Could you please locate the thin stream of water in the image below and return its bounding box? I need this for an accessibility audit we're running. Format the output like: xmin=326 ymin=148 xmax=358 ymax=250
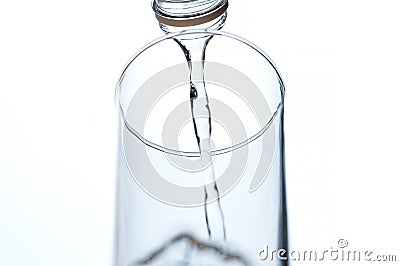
xmin=132 ymin=35 xmax=251 ymax=265
xmin=175 ymin=36 xmax=227 ymax=242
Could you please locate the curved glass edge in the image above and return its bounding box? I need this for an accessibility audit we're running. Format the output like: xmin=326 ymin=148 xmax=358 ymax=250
xmin=115 ymin=29 xmax=286 ymax=157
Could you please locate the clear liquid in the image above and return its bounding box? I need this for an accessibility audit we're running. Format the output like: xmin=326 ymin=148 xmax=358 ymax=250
xmin=136 ymin=233 xmax=248 ymax=266
xmin=135 ymin=36 xmax=248 ymax=265
xmin=176 ymin=37 xmax=227 ymax=242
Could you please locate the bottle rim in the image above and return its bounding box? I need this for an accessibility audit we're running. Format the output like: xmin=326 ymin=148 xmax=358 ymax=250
xmin=152 ymin=0 xmax=229 ymax=27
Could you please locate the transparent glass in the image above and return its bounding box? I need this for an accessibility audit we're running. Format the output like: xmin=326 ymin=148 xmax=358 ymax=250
xmin=115 ymin=30 xmax=288 ymax=266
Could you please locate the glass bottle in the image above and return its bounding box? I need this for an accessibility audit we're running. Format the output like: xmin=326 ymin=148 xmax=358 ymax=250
xmin=114 ymin=0 xmax=288 ymax=265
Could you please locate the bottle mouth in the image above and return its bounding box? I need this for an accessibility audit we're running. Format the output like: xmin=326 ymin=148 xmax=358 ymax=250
xmin=152 ymin=0 xmax=228 ymax=27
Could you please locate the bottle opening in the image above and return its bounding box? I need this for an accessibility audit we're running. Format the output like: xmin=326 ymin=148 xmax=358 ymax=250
xmin=152 ymin=0 xmax=228 ymax=28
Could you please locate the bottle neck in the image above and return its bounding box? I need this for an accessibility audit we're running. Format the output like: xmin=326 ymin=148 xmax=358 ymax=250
xmin=152 ymin=0 xmax=228 ymax=33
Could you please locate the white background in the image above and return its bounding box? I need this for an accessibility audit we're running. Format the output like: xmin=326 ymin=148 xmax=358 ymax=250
xmin=0 ymin=0 xmax=399 ymax=265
